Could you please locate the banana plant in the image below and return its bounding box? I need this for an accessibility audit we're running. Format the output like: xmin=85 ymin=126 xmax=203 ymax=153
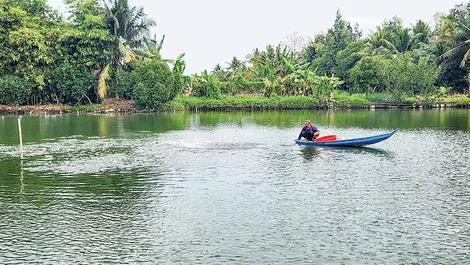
xmin=191 ymin=70 xmax=221 ymax=98
xmin=309 ymin=74 xmax=344 ymax=104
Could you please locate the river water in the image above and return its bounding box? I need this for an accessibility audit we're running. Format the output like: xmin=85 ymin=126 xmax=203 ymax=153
xmin=0 ymin=110 xmax=469 ymax=264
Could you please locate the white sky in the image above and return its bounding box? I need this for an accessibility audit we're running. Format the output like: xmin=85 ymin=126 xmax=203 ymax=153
xmin=47 ymin=0 xmax=465 ymax=74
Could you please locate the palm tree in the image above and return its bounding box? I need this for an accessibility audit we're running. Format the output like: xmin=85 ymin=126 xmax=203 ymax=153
xmin=211 ymin=63 xmax=228 ymax=81
xmin=436 ymin=11 xmax=470 ymax=95
xmin=98 ymin=0 xmax=156 ymax=99
xmin=364 ymin=28 xmax=398 ymax=56
xmin=413 ymin=20 xmax=431 ymax=44
xmin=143 ymin=34 xmax=165 ymax=59
xmin=246 ymin=48 xmax=261 ymax=64
xmin=227 ymin=56 xmax=243 ymax=70
xmin=393 ymin=27 xmax=418 ymax=53
xmin=438 ymin=14 xmax=470 ymax=69
xmin=226 ymin=56 xmax=245 ymax=78
xmin=212 ymin=64 xmax=223 ymax=72
xmin=245 ymin=48 xmax=261 ymax=78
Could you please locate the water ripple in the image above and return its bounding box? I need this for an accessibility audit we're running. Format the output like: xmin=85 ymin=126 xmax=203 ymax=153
xmin=0 ymin=123 xmax=469 ymax=264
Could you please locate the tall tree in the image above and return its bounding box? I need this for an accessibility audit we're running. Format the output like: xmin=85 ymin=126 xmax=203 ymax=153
xmin=280 ymin=31 xmax=308 ymax=54
xmin=0 ymin=0 xmax=62 ymax=103
xmin=437 ymin=3 xmax=470 ymax=93
xmin=393 ymin=27 xmax=416 ymax=53
xmin=330 ymin=9 xmax=357 ymax=50
xmin=62 ymin=0 xmax=114 ymax=69
xmin=413 ymin=20 xmax=431 ymax=44
xmin=99 ymin=0 xmax=156 ymax=99
xmin=226 ymin=56 xmax=245 ymax=78
xmin=308 ymin=9 xmax=358 ymax=81
xmin=364 ymin=28 xmax=398 ymax=56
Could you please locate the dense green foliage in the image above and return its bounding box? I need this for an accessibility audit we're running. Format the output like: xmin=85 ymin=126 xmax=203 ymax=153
xmin=349 ymin=56 xmax=382 ymax=95
xmin=379 ymin=54 xmax=439 ymax=102
xmin=49 ymin=63 xmax=95 ymax=104
xmin=349 ymin=54 xmax=439 ymax=101
xmin=1 ymin=0 xmax=470 ymax=108
xmin=119 ymin=60 xmax=176 ymax=109
xmin=0 ymin=74 xmax=32 ymax=105
xmin=0 ymin=0 xmax=183 ymax=107
xmin=166 ymin=93 xmax=371 ymax=111
xmin=187 ymin=3 xmax=470 ymax=104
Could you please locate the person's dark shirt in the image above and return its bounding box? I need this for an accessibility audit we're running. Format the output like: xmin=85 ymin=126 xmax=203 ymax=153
xmin=298 ymin=125 xmax=319 ymax=140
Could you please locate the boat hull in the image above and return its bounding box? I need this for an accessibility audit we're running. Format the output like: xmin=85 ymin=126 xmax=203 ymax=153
xmin=295 ymin=129 xmax=398 ymax=147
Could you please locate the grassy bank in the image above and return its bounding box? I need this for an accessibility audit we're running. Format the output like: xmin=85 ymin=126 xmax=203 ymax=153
xmin=165 ymin=93 xmax=470 ymax=111
xmin=0 ymin=99 xmax=137 ymax=115
xmin=166 ymin=94 xmax=370 ymax=111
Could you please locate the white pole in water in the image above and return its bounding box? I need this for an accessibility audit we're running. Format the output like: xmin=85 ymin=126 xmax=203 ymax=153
xmin=18 ymin=116 xmax=23 ymax=159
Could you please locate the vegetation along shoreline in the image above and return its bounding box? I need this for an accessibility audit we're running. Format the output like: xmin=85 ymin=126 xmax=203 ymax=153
xmin=2 ymin=1 xmax=470 ymax=114
xmin=1 ymin=96 xmax=469 ymax=116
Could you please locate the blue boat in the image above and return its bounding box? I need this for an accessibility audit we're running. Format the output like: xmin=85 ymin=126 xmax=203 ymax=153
xmin=295 ymin=129 xmax=398 ymax=147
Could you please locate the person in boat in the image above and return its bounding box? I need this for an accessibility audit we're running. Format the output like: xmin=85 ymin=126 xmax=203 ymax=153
xmin=297 ymin=120 xmax=320 ymax=141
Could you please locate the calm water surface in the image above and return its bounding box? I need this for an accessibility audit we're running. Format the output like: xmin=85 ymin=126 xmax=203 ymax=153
xmin=0 ymin=110 xmax=469 ymax=264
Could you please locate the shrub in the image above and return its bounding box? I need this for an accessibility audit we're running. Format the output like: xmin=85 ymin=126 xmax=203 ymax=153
xmin=333 ymin=91 xmax=369 ymax=106
xmin=220 ymin=81 xmax=236 ymax=95
xmin=444 ymin=95 xmax=470 ymax=105
xmin=49 ymin=63 xmax=95 ymax=104
xmin=379 ymin=54 xmax=439 ymax=102
xmin=349 ymin=56 xmax=383 ymax=95
xmin=172 ymin=72 xmax=186 ymax=99
xmin=117 ymin=60 xmax=179 ymax=109
xmin=0 ymin=74 xmax=32 ymax=105
xmin=350 ymin=54 xmax=439 ymax=102
xmin=167 ymin=95 xmax=325 ymax=110
xmin=115 ymin=66 xmax=135 ymax=99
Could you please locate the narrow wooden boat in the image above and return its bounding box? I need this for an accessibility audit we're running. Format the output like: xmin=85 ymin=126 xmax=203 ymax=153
xmin=295 ymin=129 xmax=398 ymax=147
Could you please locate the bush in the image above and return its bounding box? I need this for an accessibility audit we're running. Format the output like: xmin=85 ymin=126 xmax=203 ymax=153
xmin=115 ymin=66 xmax=136 ymax=99
xmin=333 ymin=91 xmax=369 ymax=106
xmin=220 ymin=81 xmax=235 ymax=95
xmin=190 ymin=74 xmax=221 ymax=98
xmin=49 ymin=63 xmax=95 ymax=104
xmin=379 ymin=54 xmax=439 ymax=102
xmin=117 ymin=60 xmax=179 ymax=109
xmin=0 ymin=74 xmax=32 ymax=105
xmin=349 ymin=56 xmax=383 ymax=94
xmin=350 ymin=54 xmax=439 ymax=102
xmin=444 ymin=95 xmax=470 ymax=105
xmin=172 ymin=72 xmax=186 ymax=99
xmin=245 ymin=81 xmax=265 ymax=94
xmin=167 ymin=95 xmax=325 ymax=110
xmin=164 ymin=96 xmax=185 ymax=111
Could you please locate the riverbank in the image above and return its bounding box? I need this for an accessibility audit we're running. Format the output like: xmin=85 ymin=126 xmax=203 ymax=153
xmin=1 ymin=96 xmax=469 ymax=115
xmin=167 ymin=95 xmax=470 ymax=111
xmin=0 ymin=99 xmax=138 ymax=115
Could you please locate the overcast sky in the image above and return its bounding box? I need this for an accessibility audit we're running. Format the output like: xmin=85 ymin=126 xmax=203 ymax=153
xmin=47 ymin=0 xmax=465 ymax=74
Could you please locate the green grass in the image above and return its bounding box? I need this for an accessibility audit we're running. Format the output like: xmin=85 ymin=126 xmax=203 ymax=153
xmin=69 ymin=104 xmax=102 ymax=112
xmin=332 ymin=91 xmax=369 ymax=107
xmin=165 ymin=92 xmax=470 ymax=112
xmin=441 ymin=95 xmax=470 ymax=105
xmin=166 ymin=94 xmax=372 ymax=111
xmin=166 ymin=95 xmax=324 ymax=110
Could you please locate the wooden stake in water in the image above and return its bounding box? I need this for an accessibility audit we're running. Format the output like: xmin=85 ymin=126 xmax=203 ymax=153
xmin=18 ymin=117 xmax=23 ymax=159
